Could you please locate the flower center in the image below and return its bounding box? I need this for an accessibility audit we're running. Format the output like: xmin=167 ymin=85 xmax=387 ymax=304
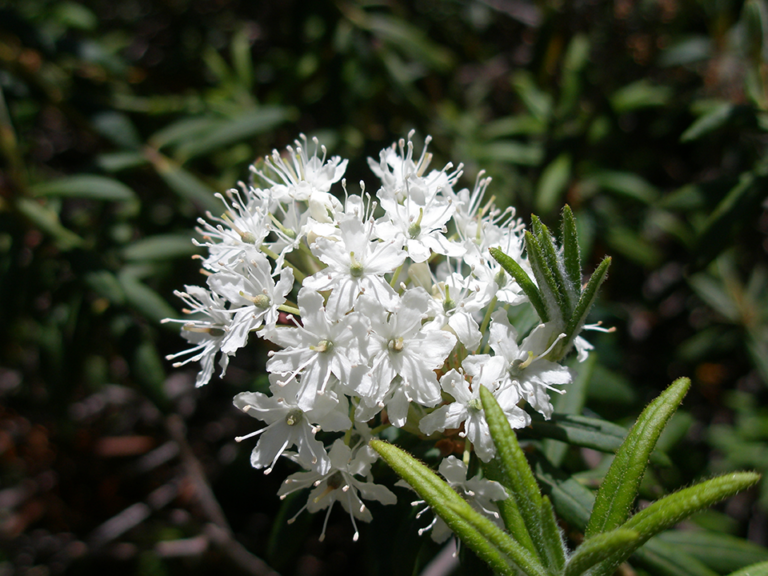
xmin=408 ymin=208 xmax=424 ymax=239
xmin=312 ymin=339 xmax=334 ymax=353
xmin=285 ymin=410 xmax=303 ymax=426
xmin=349 ymin=252 xmax=364 ymax=278
xmin=468 ymin=398 xmax=483 ymax=411
xmin=387 ymin=337 xmax=405 ymax=353
xmin=327 ymin=471 xmax=344 ymax=490
xmin=239 ymin=231 xmax=257 ymax=244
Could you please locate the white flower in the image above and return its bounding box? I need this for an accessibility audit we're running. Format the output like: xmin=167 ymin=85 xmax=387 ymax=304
xmin=266 ymin=288 xmax=370 ymax=411
xmin=195 ymin=187 xmax=271 ymax=271
xmin=163 ymin=286 xmax=232 ymax=387
xmin=207 ymin=256 xmax=294 ymax=354
xmin=304 ymin=215 xmax=406 ymax=316
xmin=233 ymin=376 xmax=351 ymax=475
xmin=277 ymin=439 xmax=397 ymax=542
xmin=485 ymin=312 xmax=572 ymax=418
xmin=355 ymin=290 xmax=457 ymax=426
xmin=410 ymin=456 xmax=507 ymax=542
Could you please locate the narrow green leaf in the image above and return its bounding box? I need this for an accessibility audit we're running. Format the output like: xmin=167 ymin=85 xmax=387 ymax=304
xmin=596 ymin=473 xmax=761 ymax=576
xmin=149 ymin=117 xmax=222 ymax=150
xmin=565 ymin=256 xmax=611 ymax=343
xmin=97 ymin=152 xmax=148 ymax=173
xmin=442 ymin=500 xmax=550 ymax=576
xmin=543 ymin=353 xmax=594 ymax=467
xmin=584 ymin=171 xmax=659 ymax=204
xmin=175 ymin=107 xmax=290 ymax=161
xmin=521 ymin=414 xmax=671 ymax=467
xmin=370 ymin=440 xmax=540 ymax=576
xmin=478 ymin=141 xmax=545 ymax=166
xmin=610 ymin=81 xmax=672 ymax=113
xmin=532 ymin=454 xmax=722 ymax=576
xmin=15 ymin=198 xmax=84 ymax=250
xmin=656 ymin=530 xmax=768 ymax=573
xmin=30 ymin=175 xmax=137 ymax=202
xmin=122 ymin=234 xmax=199 ymax=261
xmin=490 ymin=247 xmax=548 ymax=322
xmin=482 ymin=460 xmax=538 ymax=557
xmin=632 ymin=538 xmax=719 ymax=576
xmin=586 ymin=377 xmax=690 ymax=538
xmin=118 ymin=272 xmax=178 ymax=325
xmin=539 ymin=496 xmax=566 ymax=572
xmin=525 ymin=231 xmax=566 ymax=325
xmin=564 ymin=529 xmax=639 ymax=576
xmin=480 ymin=387 xmax=552 ymax=568
xmin=727 ymin=560 xmax=768 ymax=576
xmin=561 ymin=205 xmax=582 ymax=298
xmin=681 ymin=103 xmax=735 ymax=142
xmin=531 ymin=216 xmax=573 ymax=317
xmin=149 ymin=152 xmax=221 ymax=214
xmin=535 ymin=153 xmax=571 ymax=215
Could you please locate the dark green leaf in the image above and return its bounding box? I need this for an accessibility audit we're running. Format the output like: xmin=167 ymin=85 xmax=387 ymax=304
xmin=611 ymin=81 xmax=672 ymax=113
xmin=564 ymin=529 xmax=639 ymax=576
xmin=490 ymin=247 xmax=549 ymax=322
xmin=727 ymin=560 xmax=768 ymax=576
xmin=586 ymin=377 xmax=690 ymax=538
xmin=681 ymin=103 xmax=735 ymax=142
xmin=656 ymin=530 xmax=768 ymax=573
xmin=565 ymin=256 xmax=611 ymax=342
xmin=535 ymin=153 xmax=571 ymax=215
xmin=30 ymin=175 xmax=137 ymax=202
xmin=15 ymin=198 xmax=84 ymax=250
xmin=122 ymin=234 xmax=199 ymax=261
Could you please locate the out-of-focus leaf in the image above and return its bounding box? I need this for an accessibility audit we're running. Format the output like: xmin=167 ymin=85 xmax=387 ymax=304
xmin=97 ymin=152 xmax=149 ymax=173
xmin=658 ymin=184 xmax=708 ymax=210
xmin=175 ymin=107 xmax=292 ymax=161
xmin=688 ymin=272 xmax=741 ymax=322
xmin=84 ymin=270 xmax=126 ymax=305
xmin=535 ymin=153 xmax=571 ymax=214
xmin=658 ymin=36 xmax=713 ymax=67
xmin=656 ymin=530 xmax=768 ymax=573
xmin=231 ymin=27 xmax=254 ymax=90
xmin=681 ymin=103 xmax=735 ymax=142
xmin=587 ymin=364 xmax=637 ymax=404
xmin=521 ymin=413 xmax=672 ymax=467
xmin=30 ymin=175 xmax=137 ymax=202
xmin=727 ymin=560 xmax=768 ymax=576
xmin=147 ymin=151 xmax=221 ymax=214
xmin=605 ymin=226 xmax=662 ymax=268
xmin=118 ymin=272 xmax=178 ymax=325
xmin=149 ymin=117 xmax=222 ymax=150
xmin=478 ymin=141 xmax=544 ymax=166
xmin=133 ymin=340 xmax=168 ymax=410
xmin=482 ymin=116 xmax=546 ymax=139
xmin=122 ymin=234 xmax=199 ymax=261
xmin=15 ymin=198 xmax=84 ymax=250
xmin=92 ymin=112 xmax=142 ymax=149
xmin=512 ymin=72 xmax=552 ymax=122
xmin=365 ymin=14 xmax=454 ymax=71
xmin=696 ymin=170 xmax=768 ymax=265
xmin=52 ymin=1 xmax=97 ymax=30
xmin=632 ymin=539 xmax=720 ymax=576
xmin=611 ymin=81 xmax=672 ymax=113
xmin=581 ymin=171 xmax=659 ymax=204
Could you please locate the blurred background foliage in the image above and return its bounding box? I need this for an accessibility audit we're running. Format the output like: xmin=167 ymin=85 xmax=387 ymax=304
xmin=0 ymin=0 xmax=767 ymax=574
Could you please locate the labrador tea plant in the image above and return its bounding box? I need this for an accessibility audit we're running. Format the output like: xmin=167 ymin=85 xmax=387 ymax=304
xmin=166 ymin=133 xmax=763 ymax=576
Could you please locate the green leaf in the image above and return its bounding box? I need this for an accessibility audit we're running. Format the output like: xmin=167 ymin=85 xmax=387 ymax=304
xmin=370 ymin=440 xmax=545 ymax=576
xmin=97 ymin=152 xmax=149 ymax=173
xmin=118 ymin=272 xmax=178 ymax=325
xmin=544 ymin=353 xmax=595 ymax=467
xmin=611 ymin=81 xmax=672 ymax=113
xmin=149 ymin=117 xmax=223 ymax=150
xmin=30 ymin=175 xmax=137 ymax=202
xmin=656 ymin=530 xmax=768 ymax=573
xmin=512 ymin=72 xmax=552 ymax=123
xmin=535 ymin=153 xmax=571 ymax=215
xmin=530 ymin=217 xmax=572 ymax=319
xmin=365 ymin=14 xmax=455 ymax=71
xmin=681 ymin=103 xmax=735 ymax=142
xmin=688 ymin=272 xmax=741 ymax=322
xmin=15 ymin=198 xmax=84 ymax=250
xmin=490 ymin=247 xmax=548 ymax=322
xmin=521 ymin=413 xmax=672 ymax=467
xmin=482 ymin=459 xmax=538 ymax=557
xmin=480 ymin=386 xmax=554 ymax=570
xmin=631 ymin=538 xmax=719 ymax=576
xmin=175 ymin=107 xmax=291 ymax=161
xmin=122 ymin=234 xmax=199 ymax=261
xmin=564 ymin=529 xmax=639 ymax=576
xmin=596 ymin=473 xmax=761 ymax=575
xmin=525 ymin=230 xmax=567 ymax=326
xmin=149 ymin=152 xmax=222 ymax=214
xmin=561 ymin=205 xmax=582 ymax=298
xmin=539 ymin=496 xmax=566 ymax=572
xmin=92 ymin=111 xmax=142 ymax=150
xmin=727 ymin=560 xmax=768 ymax=576
xmin=586 ymin=377 xmax=690 ymax=538
xmin=564 ymin=256 xmax=611 ymax=343
xmin=479 ymin=141 xmax=545 ymax=166
xmin=583 ymin=171 xmax=659 ymax=204
xmin=657 ymin=36 xmax=712 ymax=66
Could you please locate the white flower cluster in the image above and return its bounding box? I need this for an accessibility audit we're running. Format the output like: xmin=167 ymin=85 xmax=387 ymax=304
xmin=165 ymin=132 xmax=586 ymax=541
